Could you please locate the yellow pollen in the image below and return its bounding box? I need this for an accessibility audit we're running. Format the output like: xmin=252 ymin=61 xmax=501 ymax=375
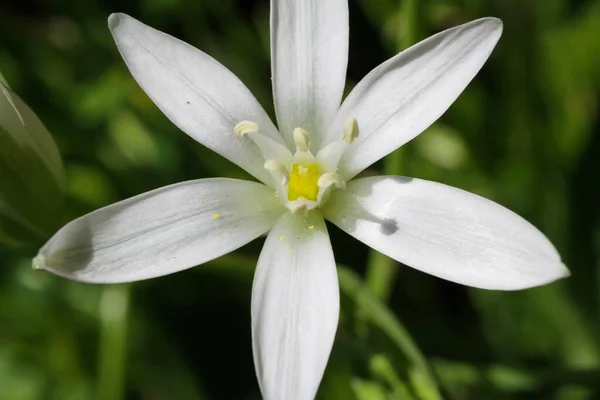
xmin=288 ymin=163 xmax=320 ymax=201
xmin=212 ymin=213 xmax=221 ymax=220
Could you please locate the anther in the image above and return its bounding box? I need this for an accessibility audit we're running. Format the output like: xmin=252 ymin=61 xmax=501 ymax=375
xmin=234 ymin=121 xmax=259 ymax=137
xmin=264 ymin=160 xmax=290 ymax=186
xmin=293 ymin=127 xmax=310 ymax=152
xmin=342 ymin=119 xmax=359 ymax=143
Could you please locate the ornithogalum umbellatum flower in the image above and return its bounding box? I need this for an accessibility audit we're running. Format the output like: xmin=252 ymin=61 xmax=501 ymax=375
xmin=35 ymin=2 xmax=569 ymax=399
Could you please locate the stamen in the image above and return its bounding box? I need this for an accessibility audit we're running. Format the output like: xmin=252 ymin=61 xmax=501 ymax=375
xmin=318 ymin=172 xmax=346 ymax=190
xmin=286 ymin=200 xmax=309 ymax=215
xmin=342 ymin=118 xmax=359 ymax=143
xmin=316 ymin=118 xmax=360 ymax=173
xmin=293 ymin=127 xmax=310 ymax=152
xmin=234 ymin=120 xmax=259 ymax=137
xmin=233 ymin=121 xmax=295 ymax=179
xmin=264 ymin=160 xmax=290 ymax=186
xmin=263 ymin=160 xmax=279 ymax=170
xmin=232 ymin=119 xmax=351 ymax=213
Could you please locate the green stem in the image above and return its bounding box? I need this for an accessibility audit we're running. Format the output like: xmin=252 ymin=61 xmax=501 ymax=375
xmin=596 ymin=228 xmax=600 ymax=350
xmin=339 ymin=266 xmax=441 ymax=399
xmin=97 ymin=284 xmax=130 ymax=400
xmin=398 ymin=0 xmax=421 ymax=51
xmin=366 ymin=0 xmax=421 ymax=303
xmin=365 ymin=251 xmax=400 ymax=305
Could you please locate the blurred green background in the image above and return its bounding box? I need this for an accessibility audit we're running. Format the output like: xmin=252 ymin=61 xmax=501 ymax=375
xmin=1 ymin=0 xmax=599 ymax=398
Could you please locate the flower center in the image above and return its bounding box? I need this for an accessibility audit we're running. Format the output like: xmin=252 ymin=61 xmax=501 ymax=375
xmin=232 ymin=119 xmax=358 ymax=214
xmin=288 ymin=163 xmax=320 ymax=201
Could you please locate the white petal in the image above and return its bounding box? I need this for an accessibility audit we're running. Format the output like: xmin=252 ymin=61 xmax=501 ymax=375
xmin=323 ymin=176 xmax=569 ymax=290
xmin=252 ymin=212 xmax=339 ymax=400
xmin=35 ymin=179 xmax=283 ymax=283
xmin=325 ymin=18 xmax=503 ymax=179
xmin=271 ymin=0 xmax=349 ymax=149
xmin=108 ymin=13 xmax=284 ymax=186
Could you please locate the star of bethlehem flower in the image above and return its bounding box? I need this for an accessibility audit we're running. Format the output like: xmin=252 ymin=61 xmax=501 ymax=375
xmin=33 ymin=1 xmax=569 ymax=399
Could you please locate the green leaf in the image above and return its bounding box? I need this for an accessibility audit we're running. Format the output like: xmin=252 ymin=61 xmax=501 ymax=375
xmin=0 ymin=71 xmax=8 ymax=88
xmin=337 ymin=266 xmax=441 ymax=400
xmin=351 ymin=379 xmax=388 ymax=400
xmin=0 ymin=82 xmax=65 ymax=245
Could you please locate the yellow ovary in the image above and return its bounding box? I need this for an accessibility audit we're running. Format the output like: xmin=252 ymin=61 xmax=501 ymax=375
xmin=288 ymin=163 xmax=320 ymax=201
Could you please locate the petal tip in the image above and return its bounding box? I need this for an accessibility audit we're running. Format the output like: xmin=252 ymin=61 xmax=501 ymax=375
xmin=481 ymin=16 xmax=504 ymax=36
xmin=32 ymin=254 xmax=46 ymax=271
xmin=558 ymin=262 xmax=571 ymax=278
xmin=512 ymin=262 xmax=571 ymax=291
xmin=108 ymin=12 xmax=129 ymax=31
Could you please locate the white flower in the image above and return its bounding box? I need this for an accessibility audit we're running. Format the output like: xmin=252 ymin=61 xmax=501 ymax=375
xmin=33 ymin=1 xmax=569 ymax=399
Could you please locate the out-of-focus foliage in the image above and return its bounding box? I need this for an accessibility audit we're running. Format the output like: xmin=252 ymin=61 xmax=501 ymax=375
xmin=0 ymin=76 xmax=65 ymax=246
xmin=0 ymin=0 xmax=599 ymax=399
